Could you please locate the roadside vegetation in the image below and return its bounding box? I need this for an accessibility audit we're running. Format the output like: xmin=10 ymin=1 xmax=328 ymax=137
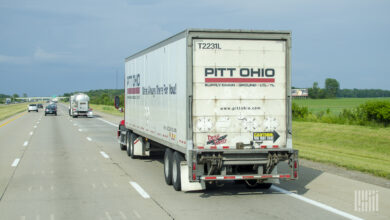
xmin=0 ymin=103 xmax=29 ymax=122
xmin=293 ymin=121 xmax=390 ymax=179
xmin=292 ymin=99 xmax=390 ymax=127
xmin=89 ymin=104 xmax=124 ymax=117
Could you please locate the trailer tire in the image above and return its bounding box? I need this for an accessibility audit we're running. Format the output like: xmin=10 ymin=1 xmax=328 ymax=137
xmin=129 ymin=133 xmax=137 ymax=159
xmin=172 ymin=151 xmax=184 ymax=191
xmin=126 ymin=133 xmax=132 ymax=157
xmin=164 ymin=148 xmax=173 ymax=185
xmin=119 ymin=126 xmax=126 ymax=151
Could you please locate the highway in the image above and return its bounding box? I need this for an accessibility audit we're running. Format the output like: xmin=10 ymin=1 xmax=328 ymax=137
xmin=0 ymin=104 xmax=389 ymax=220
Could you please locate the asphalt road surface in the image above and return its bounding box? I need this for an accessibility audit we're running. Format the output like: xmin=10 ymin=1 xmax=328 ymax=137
xmin=0 ymin=104 xmax=389 ymax=220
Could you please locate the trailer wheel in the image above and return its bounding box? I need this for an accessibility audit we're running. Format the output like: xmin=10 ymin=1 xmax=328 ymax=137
xmin=119 ymin=126 xmax=126 ymax=151
xmin=126 ymin=133 xmax=132 ymax=157
xmin=172 ymin=151 xmax=184 ymax=191
xmin=164 ymin=148 xmax=173 ymax=185
xmin=129 ymin=133 xmax=137 ymax=159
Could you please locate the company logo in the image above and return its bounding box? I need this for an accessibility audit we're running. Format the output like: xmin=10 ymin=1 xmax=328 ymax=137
xmin=207 ymin=134 xmax=227 ymax=145
xmin=127 ymin=74 xmax=140 ymax=94
xmin=204 ymin=67 xmax=275 ymax=83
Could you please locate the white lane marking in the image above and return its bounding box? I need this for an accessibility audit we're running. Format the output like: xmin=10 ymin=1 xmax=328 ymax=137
xmin=133 ymin=210 xmax=141 ymax=219
xmin=50 ymin=214 xmax=55 ymax=220
xmin=33 ymin=125 xmax=37 ymax=128
xmin=78 ymin=128 xmax=82 ymax=132
xmin=97 ymin=118 xmax=117 ymax=127
xmin=39 ymin=186 xmax=43 ymax=191
xmin=271 ymin=185 xmax=363 ymax=220
xmin=119 ymin=211 xmax=127 ymax=219
xmin=36 ymin=215 xmax=40 ymax=220
xmin=29 ymin=131 xmax=33 ymax=135
xmin=11 ymin=158 xmax=20 ymax=167
xmin=92 ymin=183 xmax=96 ymax=189
xmin=105 ymin=211 xmax=113 ymax=220
xmin=100 ymin=151 xmax=109 ymax=159
xmin=129 ymin=181 xmax=150 ymax=199
xmin=73 ymin=123 xmax=77 ymax=126
xmin=87 ymin=137 xmax=92 ymax=141
xmin=23 ymin=141 xmax=28 ymax=146
xmin=21 ymin=216 xmax=26 ymax=220
xmin=28 ymin=186 xmax=32 ymax=192
xmin=50 ymin=185 xmax=54 ymax=191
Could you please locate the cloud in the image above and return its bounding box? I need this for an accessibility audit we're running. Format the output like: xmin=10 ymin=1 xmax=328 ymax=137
xmin=33 ymin=47 xmax=69 ymax=62
xmin=0 ymin=54 xmax=30 ymax=64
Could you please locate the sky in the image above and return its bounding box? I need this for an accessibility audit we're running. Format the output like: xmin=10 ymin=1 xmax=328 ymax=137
xmin=0 ymin=0 xmax=389 ymax=96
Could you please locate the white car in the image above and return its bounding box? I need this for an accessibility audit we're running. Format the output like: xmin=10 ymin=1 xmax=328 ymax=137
xmin=28 ymin=104 xmax=38 ymax=112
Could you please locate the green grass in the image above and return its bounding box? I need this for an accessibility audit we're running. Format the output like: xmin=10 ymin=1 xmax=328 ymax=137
xmin=293 ymin=97 xmax=390 ymax=115
xmin=0 ymin=103 xmax=30 ymax=121
xmin=90 ymin=104 xmax=124 ymax=117
xmin=293 ymin=121 xmax=390 ymax=179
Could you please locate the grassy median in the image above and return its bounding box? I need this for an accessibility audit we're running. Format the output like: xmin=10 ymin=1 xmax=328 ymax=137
xmin=293 ymin=121 xmax=390 ymax=179
xmin=0 ymin=103 xmax=29 ymax=121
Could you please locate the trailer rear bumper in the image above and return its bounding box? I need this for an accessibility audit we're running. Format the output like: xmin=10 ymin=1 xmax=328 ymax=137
xmin=189 ymin=149 xmax=299 ymax=182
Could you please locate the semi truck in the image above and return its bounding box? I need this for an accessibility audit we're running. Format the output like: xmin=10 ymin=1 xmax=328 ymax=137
xmin=69 ymin=93 xmax=93 ymax=118
xmin=117 ymin=29 xmax=299 ymax=191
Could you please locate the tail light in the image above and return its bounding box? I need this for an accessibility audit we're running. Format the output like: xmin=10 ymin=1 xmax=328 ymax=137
xmin=294 ymin=171 xmax=298 ymax=178
xmin=294 ymin=161 xmax=298 ymax=169
xmin=89 ymin=108 xmax=93 ymax=111
xmin=117 ymin=130 xmax=120 ymax=137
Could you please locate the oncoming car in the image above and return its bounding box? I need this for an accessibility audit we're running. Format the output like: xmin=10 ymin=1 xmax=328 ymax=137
xmin=28 ymin=104 xmax=38 ymax=112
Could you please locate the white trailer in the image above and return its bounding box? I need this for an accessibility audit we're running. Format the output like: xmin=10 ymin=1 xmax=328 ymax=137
xmin=70 ymin=93 xmax=93 ymax=118
xmin=118 ymin=29 xmax=298 ymax=191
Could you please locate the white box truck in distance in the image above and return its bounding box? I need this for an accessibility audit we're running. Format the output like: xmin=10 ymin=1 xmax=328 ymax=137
xmin=117 ymin=29 xmax=298 ymax=191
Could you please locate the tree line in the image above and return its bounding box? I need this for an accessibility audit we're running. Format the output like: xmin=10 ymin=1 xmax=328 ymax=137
xmin=63 ymin=89 xmax=124 ymax=107
xmin=297 ymin=78 xmax=390 ymax=99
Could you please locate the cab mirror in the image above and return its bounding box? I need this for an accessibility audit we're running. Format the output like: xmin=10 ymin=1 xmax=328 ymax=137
xmin=114 ymin=96 xmax=120 ymax=109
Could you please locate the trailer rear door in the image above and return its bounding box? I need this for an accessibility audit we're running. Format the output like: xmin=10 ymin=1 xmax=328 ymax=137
xmin=192 ymin=39 xmax=287 ymax=149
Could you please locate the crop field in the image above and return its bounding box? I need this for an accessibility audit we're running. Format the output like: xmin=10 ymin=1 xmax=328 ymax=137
xmin=293 ymin=121 xmax=390 ymax=179
xmin=0 ymin=103 xmax=29 ymax=122
xmin=293 ymin=97 xmax=390 ymax=114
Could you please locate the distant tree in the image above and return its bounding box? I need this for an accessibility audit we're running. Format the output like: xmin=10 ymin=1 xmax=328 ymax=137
xmin=325 ymin=78 xmax=340 ymax=98
xmin=308 ymin=82 xmax=321 ymax=99
xmin=23 ymin=93 xmax=27 ymax=97
xmin=12 ymin=93 xmax=19 ymax=102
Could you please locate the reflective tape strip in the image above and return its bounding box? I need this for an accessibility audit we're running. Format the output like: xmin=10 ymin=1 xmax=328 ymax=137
xmin=201 ymin=174 xmax=292 ymax=180
xmin=134 ymin=139 xmax=140 ymax=145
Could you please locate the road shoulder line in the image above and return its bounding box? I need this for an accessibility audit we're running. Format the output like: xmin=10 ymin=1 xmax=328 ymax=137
xmin=271 ymin=185 xmax=363 ymax=220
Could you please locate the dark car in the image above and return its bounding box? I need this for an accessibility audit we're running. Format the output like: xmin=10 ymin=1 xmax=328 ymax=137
xmin=45 ymin=105 xmax=57 ymax=116
xmin=37 ymin=103 xmax=43 ymax=109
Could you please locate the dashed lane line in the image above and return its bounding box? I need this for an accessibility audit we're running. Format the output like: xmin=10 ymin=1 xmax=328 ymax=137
xmin=11 ymin=158 xmax=20 ymax=167
xmin=129 ymin=181 xmax=150 ymax=199
xmin=100 ymin=151 xmax=110 ymax=159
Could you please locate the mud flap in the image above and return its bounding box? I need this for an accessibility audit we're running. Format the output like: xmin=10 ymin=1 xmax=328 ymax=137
xmin=180 ymin=162 xmax=205 ymax=192
xmin=133 ymin=137 xmax=150 ymax=156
